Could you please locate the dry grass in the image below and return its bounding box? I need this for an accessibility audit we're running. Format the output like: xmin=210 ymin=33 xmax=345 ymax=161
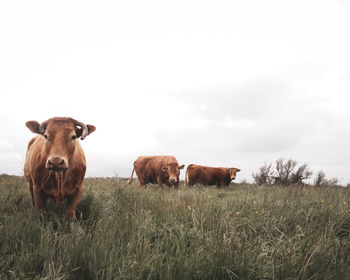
xmin=1 ymin=175 xmax=350 ymax=279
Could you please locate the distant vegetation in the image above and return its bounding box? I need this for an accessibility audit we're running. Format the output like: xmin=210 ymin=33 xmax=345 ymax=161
xmin=313 ymin=170 xmax=340 ymax=187
xmin=1 ymin=175 xmax=350 ymax=279
xmin=252 ymin=158 xmax=343 ymax=187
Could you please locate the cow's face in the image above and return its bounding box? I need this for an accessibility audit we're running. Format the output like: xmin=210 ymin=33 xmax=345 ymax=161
xmin=161 ymin=163 xmax=185 ymax=185
xmin=227 ymin=168 xmax=241 ymax=181
xmin=26 ymin=117 xmax=96 ymax=172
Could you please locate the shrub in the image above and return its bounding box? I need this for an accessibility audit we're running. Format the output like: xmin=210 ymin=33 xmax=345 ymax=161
xmin=253 ymin=158 xmax=312 ymax=186
xmin=314 ymin=170 xmax=339 ymax=187
xmin=252 ymin=163 xmax=274 ymax=185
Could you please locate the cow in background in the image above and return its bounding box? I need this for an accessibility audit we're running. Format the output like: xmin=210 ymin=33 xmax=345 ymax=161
xmin=185 ymin=164 xmax=240 ymax=187
xmin=24 ymin=117 xmax=96 ymax=219
xmin=128 ymin=156 xmax=184 ymax=188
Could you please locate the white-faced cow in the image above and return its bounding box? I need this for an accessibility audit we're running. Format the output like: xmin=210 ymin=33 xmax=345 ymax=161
xmin=24 ymin=117 xmax=96 ymax=219
xmin=127 ymin=156 xmax=184 ymax=188
xmin=185 ymin=164 xmax=240 ymax=187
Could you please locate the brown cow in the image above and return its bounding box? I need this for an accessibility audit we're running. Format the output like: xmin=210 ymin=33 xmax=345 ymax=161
xmin=24 ymin=117 xmax=96 ymax=219
xmin=127 ymin=156 xmax=184 ymax=188
xmin=185 ymin=164 xmax=240 ymax=187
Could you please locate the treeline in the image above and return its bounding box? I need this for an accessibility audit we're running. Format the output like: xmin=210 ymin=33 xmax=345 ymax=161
xmin=252 ymin=158 xmax=346 ymax=187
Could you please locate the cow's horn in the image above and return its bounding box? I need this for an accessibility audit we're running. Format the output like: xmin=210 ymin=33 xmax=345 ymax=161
xmin=39 ymin=120 xmax=48 ymax=135
xmin=72 ymin=119 xmax=88 ymax=140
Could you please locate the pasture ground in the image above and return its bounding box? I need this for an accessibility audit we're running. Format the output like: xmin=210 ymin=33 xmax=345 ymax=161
xmin=1 ymin=174 xmax=350 ymax=279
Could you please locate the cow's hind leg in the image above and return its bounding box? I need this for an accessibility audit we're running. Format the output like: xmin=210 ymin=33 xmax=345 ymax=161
xmin=138 ymin=177 xmax=145 ymax=187
xmin=186 ymin=178 xmax=194 ymax=187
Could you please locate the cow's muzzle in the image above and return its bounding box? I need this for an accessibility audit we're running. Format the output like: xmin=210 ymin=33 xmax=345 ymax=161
xmin=46 ymin=156 xmax=68 ymax=171
xmin=169 ymin=177 xmax=178 ymax=184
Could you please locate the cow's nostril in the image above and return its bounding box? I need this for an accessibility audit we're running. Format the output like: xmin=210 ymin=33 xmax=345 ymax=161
xmin=46 ymin=157 xmax=68 ymax=170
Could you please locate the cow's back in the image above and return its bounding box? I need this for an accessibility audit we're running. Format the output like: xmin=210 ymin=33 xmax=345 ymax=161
xmin=186 ymin=164 xmax=208 ymax=185
xmin=134 ymin=156 xmax=155 ymax=174
xmin=186 ymin=164 xmax=228 ymax=186
xmin=135 ymin=156 xmax=178 ymax=173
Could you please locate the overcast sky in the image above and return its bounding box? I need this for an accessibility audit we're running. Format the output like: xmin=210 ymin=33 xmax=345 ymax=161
xmin=1 ymin=0 xmax=349 ymax=184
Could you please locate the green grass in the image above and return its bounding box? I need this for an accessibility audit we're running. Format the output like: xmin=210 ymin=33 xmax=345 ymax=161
xmin=1 ymin=175 xmax=350 ymax=279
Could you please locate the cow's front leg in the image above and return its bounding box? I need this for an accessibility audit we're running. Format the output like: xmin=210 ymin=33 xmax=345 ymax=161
xmin=156 ymin=176 xmax=163 ymax=187
xmin=33 ymin=184 xmax=46 ymax=210
xmin=65 ymin=184 xmax=83 ymax=220
xmin=28 ymin=179 xmax=35 ymax=206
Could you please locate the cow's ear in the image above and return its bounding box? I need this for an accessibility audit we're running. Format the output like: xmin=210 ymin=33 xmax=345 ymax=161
xmin=87 ymin=124 xmax=96 ymax=135
xmin=76 ymin=124 xmax=96 ymax=138
xmin=179 ymin=164 xmax=185 ymax=170
xmin=235 ymin=168 xmax=241 ymax=172
xmin=26 ymin=121 xmax=40 ymax=134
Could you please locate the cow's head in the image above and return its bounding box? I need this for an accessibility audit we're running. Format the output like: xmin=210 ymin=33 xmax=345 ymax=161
xmin=227 ymin=168 xmax=241 ymax=181
xmin=26 ymin=117 xmax=96 ymax=172
xmin=161 ymin=163 xmax=185 ymax=185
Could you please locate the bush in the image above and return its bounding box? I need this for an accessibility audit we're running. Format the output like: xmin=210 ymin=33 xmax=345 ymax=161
xmin=314 ymin=170 xmax=339 ymax=187
xmin=253 ymin=158 xmax=312 ymax=186
xmin=252 ymin=163 xmax=274 ymax=185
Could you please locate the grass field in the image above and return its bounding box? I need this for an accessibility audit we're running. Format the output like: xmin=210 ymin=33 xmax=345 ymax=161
xmin=1 ymin=174 xmax=350 ymax=279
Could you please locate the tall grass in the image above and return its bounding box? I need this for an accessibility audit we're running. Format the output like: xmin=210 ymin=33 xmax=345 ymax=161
xmin=1 ymin=175 xmax=350 ymax=279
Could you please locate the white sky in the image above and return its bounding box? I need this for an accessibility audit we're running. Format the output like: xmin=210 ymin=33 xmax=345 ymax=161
xmin=1 ymin=0 xmax=349 ymax=184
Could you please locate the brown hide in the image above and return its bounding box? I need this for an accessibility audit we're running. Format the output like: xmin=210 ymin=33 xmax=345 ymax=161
xmin=24 ymin=117 xmax=96 ymax=219
xmin=128 ymin=156 xmax=184 ymax=188
xmin=185 ymin=164 xmax=240 ymax=187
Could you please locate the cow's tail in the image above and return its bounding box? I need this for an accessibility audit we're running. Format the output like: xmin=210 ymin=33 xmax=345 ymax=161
xmin=185 ymin=166 xmax=189 ymax=186
xmin=127 ymin=166 xmax=135 ymax=185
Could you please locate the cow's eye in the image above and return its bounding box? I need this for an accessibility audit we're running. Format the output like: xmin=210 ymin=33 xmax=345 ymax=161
xmin=71 ymin=135 xmax=77 ymax=140
xmin=43 ymin=134 xmax=48 ymax=140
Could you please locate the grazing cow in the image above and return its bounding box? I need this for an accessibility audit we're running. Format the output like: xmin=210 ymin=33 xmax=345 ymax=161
xmin=127 ymin=156 xmax=185 ymax=188
xmin=24 ymin=117 xmax=96 ymax=219
xmin=185 ymin=164 xmax=240 ymax=187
